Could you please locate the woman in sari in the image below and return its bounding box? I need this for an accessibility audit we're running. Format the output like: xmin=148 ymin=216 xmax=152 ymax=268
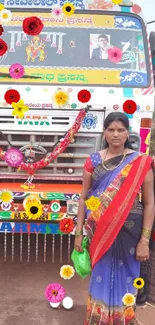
xmin=74 ymin=112 xmax=154 ymax=325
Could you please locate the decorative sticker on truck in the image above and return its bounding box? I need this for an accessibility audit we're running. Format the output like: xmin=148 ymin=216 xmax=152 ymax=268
xmin=0 ymin=11 xmax=149 ymax=87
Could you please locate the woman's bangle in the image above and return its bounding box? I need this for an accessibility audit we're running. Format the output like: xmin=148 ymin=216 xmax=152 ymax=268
xmin=141 ymin=228 xmax=152 ymax=240
xmin=75 ymin=230 xmax=83 ymax=236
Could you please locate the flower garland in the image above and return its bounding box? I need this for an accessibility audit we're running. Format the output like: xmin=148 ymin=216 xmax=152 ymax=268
xmin=0 ymin=108 xmax=88 ymax=175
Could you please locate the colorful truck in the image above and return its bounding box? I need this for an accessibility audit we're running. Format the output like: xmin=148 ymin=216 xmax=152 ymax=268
xmin=0 ymin=0 xmax=154 ymax=261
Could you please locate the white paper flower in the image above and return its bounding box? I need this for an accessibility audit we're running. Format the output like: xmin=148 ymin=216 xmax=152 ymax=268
xmin=0 ymin=9 xmax=12 ymax=23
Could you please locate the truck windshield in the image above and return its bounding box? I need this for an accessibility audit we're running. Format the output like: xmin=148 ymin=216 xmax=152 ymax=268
xmin=0 ymin=11 xmax=150 ymax=88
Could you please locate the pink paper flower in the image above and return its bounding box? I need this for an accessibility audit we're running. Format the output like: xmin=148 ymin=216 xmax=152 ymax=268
xmin=45 ymin=283 xmax=66 ymax=303
xmin=108 ymin=47 xmax=123 ymax=63
xmin=9 ymin=63 xmax=25 ymax=79
xmin=52 ymin=7 xmax=63 ymax=18
xmin=5 ymin=148 xmax=23 ymax=167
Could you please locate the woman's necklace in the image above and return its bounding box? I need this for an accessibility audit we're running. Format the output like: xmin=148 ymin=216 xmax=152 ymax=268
xmin=102 ymin=148 xmax=126 ymax=171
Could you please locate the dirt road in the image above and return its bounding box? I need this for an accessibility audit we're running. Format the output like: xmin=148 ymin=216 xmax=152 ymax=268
xmin=0 ymin=234 xmax=154 ymax=325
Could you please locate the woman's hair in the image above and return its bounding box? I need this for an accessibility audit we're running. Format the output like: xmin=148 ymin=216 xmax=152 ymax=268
xmin=103 ymin=112 xmax=133 ymax=149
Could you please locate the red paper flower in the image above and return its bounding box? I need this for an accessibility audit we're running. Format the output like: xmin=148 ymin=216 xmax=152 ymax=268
xmin=123 ymin=100 xmax=137 ymax=114
xmin=4 ymin=89 xmax=20 ymax=105
xmin=0 ymin=38 xmax=8 ymax=56
xmin=23 ymin=16 xmax=44 ymax=36
xmin=0 ymin=25 xmax=4 ymax=36
xmin=59 ymin=217 xmax=74 ymax=234
xmin=77 ymin=89 xmax=91 ymax=103
xmin=108 ymin=47 xmax=123 ymax=63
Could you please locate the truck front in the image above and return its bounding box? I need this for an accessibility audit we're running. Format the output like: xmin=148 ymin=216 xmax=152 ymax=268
xmin=0 ymin=0 xmax=154 ymax=260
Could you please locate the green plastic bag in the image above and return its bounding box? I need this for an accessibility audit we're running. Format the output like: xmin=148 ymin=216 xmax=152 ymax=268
xmin=71 ymin=236 xmax=92 ymax=279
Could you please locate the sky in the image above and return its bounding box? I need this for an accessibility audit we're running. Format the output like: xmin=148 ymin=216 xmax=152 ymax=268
xmin=135 ymin=0 xmax=155 ymax=32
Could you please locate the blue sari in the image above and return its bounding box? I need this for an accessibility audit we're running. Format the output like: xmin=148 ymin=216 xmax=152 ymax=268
xmin=84 ymin=152 xmax=151 ymax=325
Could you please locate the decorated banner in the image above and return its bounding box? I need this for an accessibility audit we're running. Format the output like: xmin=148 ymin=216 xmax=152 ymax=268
xmin=0 ymin=11 xmax=150 ymax=87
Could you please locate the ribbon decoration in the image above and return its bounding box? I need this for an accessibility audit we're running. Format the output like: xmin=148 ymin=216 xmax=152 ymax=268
xmin=1 ymin=107 xmax=88 ymax=176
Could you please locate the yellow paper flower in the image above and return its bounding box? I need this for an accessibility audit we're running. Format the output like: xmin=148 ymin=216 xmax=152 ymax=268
xmin=0 ymin=4 xmax=4 ymax=11
xmin=121 ymin=164 xmax=132 ymax=177
xmin=85 ymin=196 xmax=101 ymax=211
xmin=0 ymin=189 xmax=13 ymax=203
xmin=133 ymin=278 xmax=145 ymax=290
xmin=12 ymin=100 xmax=29 ymax=119
xmin=25 ymin=199 xmax=43 ymax=219
xmin=62 ymin=3 xmax=75 ymax=16
xmin=60 ymin=265 xmax=75 ymax=279
xmin=0 ymin=9 xmax=12 ymax=23
xmin=122 ymin=293 xmax=136 ymax=307
xmin=53 ymin=89 xmax=69 ymax=107
xmin=112 ymin=0 xmax=123 ymax=4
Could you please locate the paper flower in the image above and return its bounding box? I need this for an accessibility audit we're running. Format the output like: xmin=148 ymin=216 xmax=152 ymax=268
xmin=60 ymin=265 xmax=75 ymax=279
xmin=132 ymin=4 xmax=142 ymax=14
xmin=59 ymin=217 xmax=74 ymax=234
xmin=0 ymin=189 xmax=13 ymax=203
xmin=53 ymin=89 xmax=69 ymax=107
xmin=45 ymin=283 xmax=66 ymax=303
xmin=108 ymin=47 xmax=123 ymax=63
xmin=123 ymin=100 xmax=137 ymax=114
xmin=4 ymin=89 xmax=20 ymax=105
xmin=0 ymin=4 xmax=4 ymax=11
xmin=112 ymin=0 xmax=123 ymax=4
xmin=0 ymin=38 xmax=8 ymax=56
xmin=62 ymin=3 xmax=75 ymax=16
xmin=5 ymin=148 xmax=23 ymax=167
xmin=0 ymin=9 xmax=12 ymax=23
xmin=0 ymin=24 xmax=4 ymax=36
xmin=52 ymin=7 xmax=63 ymax=18
xmin=23 ymin=16 xmax=44 ymax=36
xmin=85 ymin=196 xmax=101 ymax=211
xmin=12 ymin=100 xmax=29 ymax=119
xmin=9 ymin=63 xmax=25 ymax=79
xmin=25 ymin=199 xmax=43 ymax=219
xmin=122 ymin=293 xmax=136 ymax=307
xmin=121 ymin=164 xmax=132 ymax=177
xmin=77 ymin=89 xmax=91 ymax=103
xmin=133 ymin=278 xmax=145 ymax=290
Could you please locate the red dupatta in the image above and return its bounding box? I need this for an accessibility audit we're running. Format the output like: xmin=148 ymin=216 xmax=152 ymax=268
xmin=90 ymin=154 xmax=152 ymax=269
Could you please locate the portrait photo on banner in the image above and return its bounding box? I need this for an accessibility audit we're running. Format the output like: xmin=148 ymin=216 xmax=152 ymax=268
xmin=90 ymin=33 xmax=112 ymax=60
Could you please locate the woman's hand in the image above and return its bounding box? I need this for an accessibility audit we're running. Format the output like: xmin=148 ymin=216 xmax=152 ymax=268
xmin=74 ymin=235 xmax=83 ymax=252
xmin=136 ymin=239 xmax=150 ymax=262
